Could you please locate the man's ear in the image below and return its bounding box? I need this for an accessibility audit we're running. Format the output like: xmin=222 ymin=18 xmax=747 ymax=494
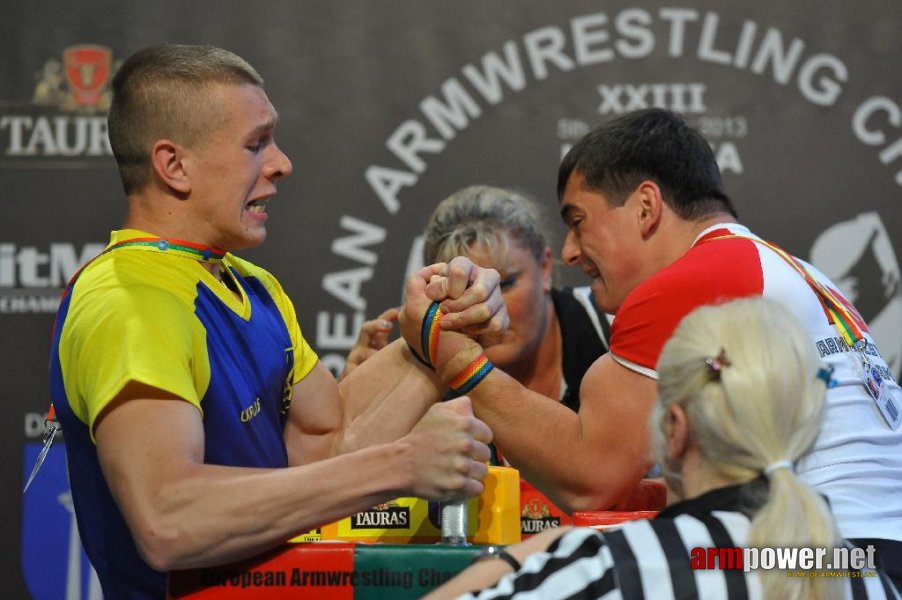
xmin=150 ymin=139 xmax=191 ymax=195
xmin=665 ymin=403 xmax=691 ymax=461
xmin=635 ymin=180 xmax=663 ymax=239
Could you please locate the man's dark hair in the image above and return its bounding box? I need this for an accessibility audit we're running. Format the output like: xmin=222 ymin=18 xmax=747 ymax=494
xmin=557 ymin=108 xmax=737 ymax=220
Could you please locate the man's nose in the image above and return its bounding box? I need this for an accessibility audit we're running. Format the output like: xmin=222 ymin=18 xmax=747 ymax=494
xmin=561 ymin=230 xmax=581 ymax=266
xmin=267 ymin=144 xmax=293 ymax=179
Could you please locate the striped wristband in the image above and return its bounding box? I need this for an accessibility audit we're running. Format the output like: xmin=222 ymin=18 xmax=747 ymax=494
xmin=419 ymin=301 xmax=442 ymax=368
xmin=407 ymin=301 xmax=442 ymax=368
xmin=448 ymin=352 xmax=494 ymax=396
xmin=406 ymin=343 xmax=432 ymax=368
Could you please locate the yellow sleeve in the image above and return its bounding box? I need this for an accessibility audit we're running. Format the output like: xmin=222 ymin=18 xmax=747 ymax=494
xmin=277 ymin=293 xmax=318 ymax=385
xmin=59 ymin=282 xmax=208 ymax=438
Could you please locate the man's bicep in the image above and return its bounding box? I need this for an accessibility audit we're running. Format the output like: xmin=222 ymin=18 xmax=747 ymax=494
xmin=94 ymin=385 xmax=205 ymax=533
xmin=283 ymin=361 xmax=343 ymax=466
xmin=578 ymin=354 xmax=658 ymax=496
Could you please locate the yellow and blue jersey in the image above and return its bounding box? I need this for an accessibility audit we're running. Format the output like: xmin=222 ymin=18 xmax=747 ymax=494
xmin=49 ymin=229 xmax=318 ymax=598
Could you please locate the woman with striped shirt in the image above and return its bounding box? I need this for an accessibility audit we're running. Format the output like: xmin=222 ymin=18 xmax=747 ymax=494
xmin=428 ymin=297 xmax=900 ymax=599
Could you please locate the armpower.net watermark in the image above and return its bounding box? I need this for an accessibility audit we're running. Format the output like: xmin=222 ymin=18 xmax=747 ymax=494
xmin=690 ymin=545 xmax=878 ymax=576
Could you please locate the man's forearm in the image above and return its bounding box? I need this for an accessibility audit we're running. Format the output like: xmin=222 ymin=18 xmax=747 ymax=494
xmin=446 ymin=360 xmax=652 ymax=513
xmin=114 ymin=441 xmax=416 ymax=572
xmin=336 ymin=339 xmax=443 ymax=453
xmin=426 ymin=333 xmax=604 ymax=510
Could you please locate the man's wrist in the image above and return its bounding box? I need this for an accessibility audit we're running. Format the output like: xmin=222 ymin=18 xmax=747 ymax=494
xmin=405 ymin=342 xmax=432 ymax=368
xmin=445 ymin=351 xmax=494 ymax=397
xmin=437 ymin=343 xmax=483 ymax=385
xmin=399 ymin=300 xmax=442 ymax=369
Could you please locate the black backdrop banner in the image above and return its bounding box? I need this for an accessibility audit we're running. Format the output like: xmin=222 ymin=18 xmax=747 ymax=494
xmin=2 ymin=2 xmax=900 ymax=598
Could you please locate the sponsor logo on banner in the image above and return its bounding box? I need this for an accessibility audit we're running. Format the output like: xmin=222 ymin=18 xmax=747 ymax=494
xmin=520 ymin=497 xmax=562 ymax=534
xmin=350 ymin=502 xmax=411 ymax=529
xmin=22 ymin=443 xmax=102 ymax=600
xmin=1 ymin=44 xmax=119 ymax=162
xmin=62 ymin=46 xmax=113 ymax=109
xmin=0 ymin=242 xmax=104 ymax=313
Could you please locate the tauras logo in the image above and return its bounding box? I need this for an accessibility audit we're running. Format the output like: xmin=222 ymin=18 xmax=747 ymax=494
xmin=1 ymin=115 xmax=112 ymax=158
xmin=521 ymin=516 xmax=561 ymax=533
xmin=350 ymin=504 xmax=410 ymax=529
xmin=521 ymin=497 xmax=562 ymax=533
xmin=1 ymin=44 xmax=117 ymax=161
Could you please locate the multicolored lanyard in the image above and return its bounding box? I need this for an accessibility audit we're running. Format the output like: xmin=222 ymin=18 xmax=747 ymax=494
xmin=23 ymin=235 xmax=226 ymax=493
xmin=704 ymin=233 xmax=866 ymax=349
xmin=706 ymin=232 xmax=902 ymax=430
xmin=105 ymin=236 xmax=226 ymax=263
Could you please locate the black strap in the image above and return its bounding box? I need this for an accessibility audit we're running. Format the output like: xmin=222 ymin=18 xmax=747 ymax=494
xmin=552 ymin=287 xmax=610 ymax=412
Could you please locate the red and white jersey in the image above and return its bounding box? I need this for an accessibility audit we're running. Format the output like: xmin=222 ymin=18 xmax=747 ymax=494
xmin=611 ymin=223 xmax=902 ymax=542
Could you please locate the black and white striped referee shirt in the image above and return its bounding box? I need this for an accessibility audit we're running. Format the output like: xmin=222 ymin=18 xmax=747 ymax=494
xmin=459 ymin=484 xmax=901 ymax=599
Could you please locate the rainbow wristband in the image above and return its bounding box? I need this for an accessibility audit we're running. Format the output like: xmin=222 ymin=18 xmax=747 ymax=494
xmin=419 ymin=301 xmax=443 ymax=368
xmin=406 ymin=343 xmax=432 ymax=368
xmin=448 ymin=353 xmax=494 ymax=396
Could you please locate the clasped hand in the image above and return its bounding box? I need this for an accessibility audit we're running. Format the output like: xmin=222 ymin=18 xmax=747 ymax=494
xmin=400 ymin=256 xmax=509 ymax=359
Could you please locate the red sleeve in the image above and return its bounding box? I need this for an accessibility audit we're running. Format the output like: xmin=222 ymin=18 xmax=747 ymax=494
xmin=610 ymin=236 xmax=765 ymax=376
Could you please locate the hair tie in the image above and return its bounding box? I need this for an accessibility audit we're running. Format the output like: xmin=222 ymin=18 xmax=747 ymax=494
xmin=763 ymin=459 xmax=794 ymax=477
xmin=705 ymin=347 xmax=731 ymax=379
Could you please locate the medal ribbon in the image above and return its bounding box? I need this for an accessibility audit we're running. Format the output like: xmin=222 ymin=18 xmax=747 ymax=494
xmin=705 ymin=233 xmax=865 ymax=347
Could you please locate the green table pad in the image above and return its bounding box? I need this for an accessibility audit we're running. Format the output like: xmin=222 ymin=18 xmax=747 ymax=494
xmin=168 ymin=541 xmax=488 ymax=599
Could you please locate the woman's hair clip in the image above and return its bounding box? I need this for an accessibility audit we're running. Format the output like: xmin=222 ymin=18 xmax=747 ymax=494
xmin=705 ymin=347 xmax=731 ymax=379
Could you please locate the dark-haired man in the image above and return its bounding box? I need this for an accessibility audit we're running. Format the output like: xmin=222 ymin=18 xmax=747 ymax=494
xmin=428 ymin=108 xmax=902 ymax=585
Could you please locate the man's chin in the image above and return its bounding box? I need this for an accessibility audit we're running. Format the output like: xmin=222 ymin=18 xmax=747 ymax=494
xmin=229 ymin=229 xmax=267 ymax=251
xmin=590 ymin=280 xmax=612 ymax=310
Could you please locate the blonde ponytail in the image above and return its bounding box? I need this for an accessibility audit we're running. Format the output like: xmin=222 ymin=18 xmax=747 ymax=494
xmin=655 ymin=298 xmax=843 ymax=600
